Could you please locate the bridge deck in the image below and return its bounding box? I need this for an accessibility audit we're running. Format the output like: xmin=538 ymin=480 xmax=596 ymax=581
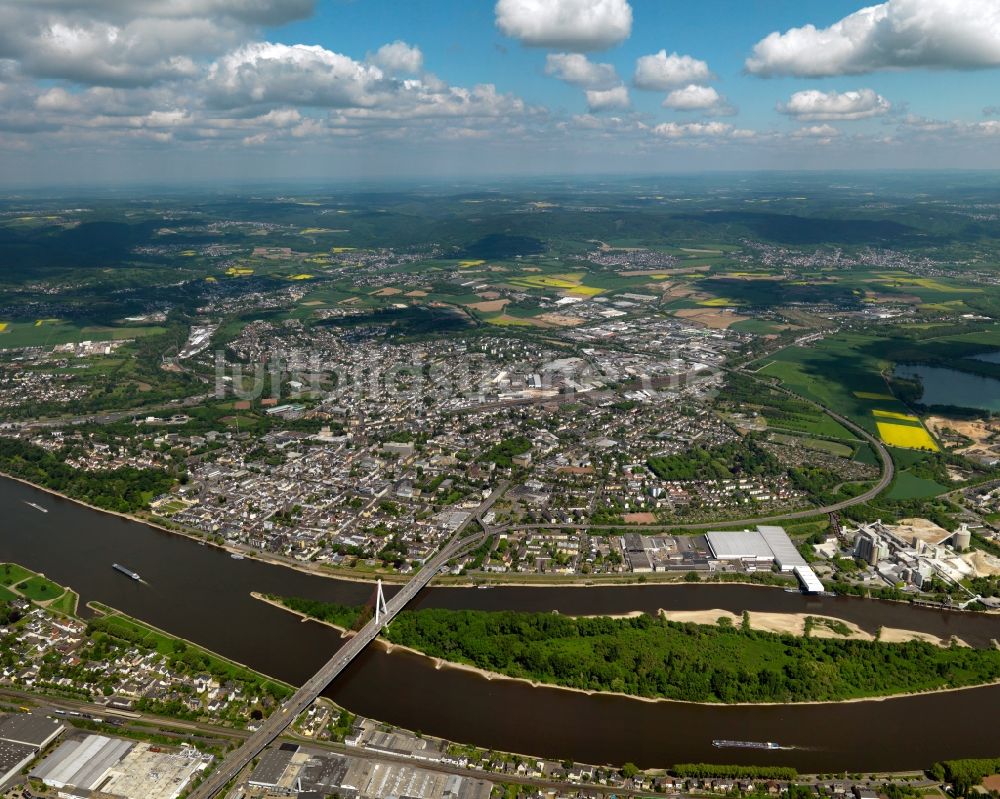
xmin=188 ymin=484 xmax=505 ymax=799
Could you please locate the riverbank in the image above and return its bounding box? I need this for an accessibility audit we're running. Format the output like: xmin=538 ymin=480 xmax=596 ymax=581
xmin=259 ymin=596 xmax=1000 ymax=707
xmin=373 ymin=635 xmax=1000 ymax=710
xmin=658 ymin=609 xmax=971 ymax=647
xmin=88 ymin=599 xmax=295 ymax=694
xmin=4 ymin=470 xmax=999 ymax=614
xmin=0 ymin=469 xmax=411 ymax=586
xmin=250 ymin=591 xmax=356 ymax=637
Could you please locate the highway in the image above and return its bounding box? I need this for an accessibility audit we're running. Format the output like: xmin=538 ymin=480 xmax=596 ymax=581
xmin=188 ymin=483 xmax=507 ymax=799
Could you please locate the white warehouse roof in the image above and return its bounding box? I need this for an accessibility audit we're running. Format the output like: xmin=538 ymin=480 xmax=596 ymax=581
xmin=31 ymin=735 xmax=132 ymax=790
xmin=706 ymin=526 xmax=823 ymax=593
xmin=705 ymin=530 xmax=774 ymax=561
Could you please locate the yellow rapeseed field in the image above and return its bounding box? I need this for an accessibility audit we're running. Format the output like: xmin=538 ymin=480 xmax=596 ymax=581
xmin=876 ymin=422 xmax=939 ymax=451
xmin=854 ymin=391 xmax=894 ymax=400
xmin=697 ymin=297 xmax=739 ymax=307
xmin=873 ymin=409 xmax=921 ymax=422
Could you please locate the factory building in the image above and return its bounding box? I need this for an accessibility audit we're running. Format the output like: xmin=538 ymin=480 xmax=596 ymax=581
xmin=854 ymin=529 xmax=891 ymax=565
xmin=705 ymin=525 xmax=824 ymax=593
xmin=0 ymin=714 xmax=64 ymax=785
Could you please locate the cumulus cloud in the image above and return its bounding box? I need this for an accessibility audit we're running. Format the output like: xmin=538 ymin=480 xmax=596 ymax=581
xmin=545 ymin=53 xmax=619 ymax=89
xmin=495 ymin=0 xmax=632 ymax=51
xmin=633 ymin=50 xmax=712 ymax=91
xmin=792 ymin=124 xmax=840 ymax=138
xmin=652 ymin=121 xmax=749 ymax=140
xmin=585 ymin=85 xmax=629 ymax=111
xmin=0 ymin=0 xmax=311 ymax=86
xmin=662 ymin=84 xmax=731 ymax=114
xmin=746 ymin=0 xmax=1000 ymax=77
xmin=25 ymin=0 xmax=317 ymax=26
xmin=203 ymin=41 xmax=531 ymax=123
xmin=898 ymin=114 xmax=1000 ymax=139
xmin=205 ymin=42 xmax=386 ymax=109
xmin=0 ymin=15 xmax=221 ymax=85
xmin=369 ymin=41 xmax=423 ymax=75
xmin=777 ymin=88 xmax=891 ymax=121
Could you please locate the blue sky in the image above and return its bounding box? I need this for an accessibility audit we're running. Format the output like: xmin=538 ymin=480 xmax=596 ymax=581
xmin=1 ymin=0 xmax=999 ymax=184
xmin=271 ymin=0 xmax=996 ymax=127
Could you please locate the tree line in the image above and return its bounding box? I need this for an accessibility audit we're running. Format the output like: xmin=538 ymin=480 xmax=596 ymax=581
xmin=0 ymin=437 xmax=174 ymax=513
xmin=379 ymin=608 xmax=1000 ymax=704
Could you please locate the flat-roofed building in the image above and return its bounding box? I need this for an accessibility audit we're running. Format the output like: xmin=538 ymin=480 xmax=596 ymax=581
xmin=248 ymin=744 xmax=299 ymax=792
xmin=705 ymin=530 xmax=774 ymax=566
xmin=706 ymin=526 xmax=824 ymax=593
xmin=31 ymin=735 xmax=133 ymax=790
xmin=0 ymin=739 xmax=37 ymax=786
xmin=0 ymin=713 xmax=64 ymax=749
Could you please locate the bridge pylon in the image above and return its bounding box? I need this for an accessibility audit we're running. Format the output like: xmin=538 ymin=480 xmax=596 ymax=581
xmin=374 ymin=579 xmax=388 ymax=627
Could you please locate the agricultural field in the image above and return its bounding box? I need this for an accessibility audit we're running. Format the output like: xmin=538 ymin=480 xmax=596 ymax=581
xmin=507 ymin=272 xmax=605 ymax=296
xmin=876 ymin=421 xmax=939 ymax=451
xmin=754 ymin=333 xmax=931 ymax=432
xmin=0 ymin=320 xmax=165 ymax=349
xmin=887 ymin=471 xmax=950 ymax=500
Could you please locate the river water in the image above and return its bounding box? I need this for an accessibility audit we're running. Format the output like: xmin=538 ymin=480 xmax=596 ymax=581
xmin=2 ymin=476 xmax=999 ymax=771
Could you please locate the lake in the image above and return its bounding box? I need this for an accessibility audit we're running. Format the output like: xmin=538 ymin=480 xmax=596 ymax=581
xmin=894 ymin=363 xmax=1000 ymax=412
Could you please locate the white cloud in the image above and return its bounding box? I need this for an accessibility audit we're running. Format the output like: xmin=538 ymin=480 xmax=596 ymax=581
xmin=792 ymin=124 xmax=840 ymax=138
xmin=564 ymin=113 xmax=644 ymax=133
xmin=778 ymin=88 xmax=891 ymax=121
xmin=662 ymin=84 xmax=727 ymax=112
xmin=633 ymin=50 xmax=712 ymax=91
xmin=585 ymin=85 xmax=629 ymax=111
xmin=0 ymin=16 xmax=217 ymax=86
xmin=495 ymin=0 xmax=632 ymax=51
xmin=19 ymin=0 xmax=315 ymax=25
xmin=204 ymin=42 xmax=531 ymax=123
xmin=747 ymin=0 xmax=1000 ymax=77
xmin=898 ymin=114 xmax=1000 ymax=139
xmin=0 ymin=0 xmax=309 ymax=86
xmin=369 ymin=41 xmax=423 ymax=75
xmin=545 ymin=53 xmax=619 ymax=89
xmin=652 ymin=121 xmax=739 ymax=139
xmin=205 ymin=42 xmax=385 ymax=109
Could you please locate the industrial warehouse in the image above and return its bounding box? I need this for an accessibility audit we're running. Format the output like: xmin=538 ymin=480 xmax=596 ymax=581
xmin=0 ymin=714 xmax=64 ymax=785
xmin=705 ymin=525 xmax=825 ymax=593
xmin=621 ymin=525 xmax=824 ymax=593
xmin=30 ymin=734 xmax=213 ymax=799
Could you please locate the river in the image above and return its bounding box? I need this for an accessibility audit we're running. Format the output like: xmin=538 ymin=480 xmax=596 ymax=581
xmin=2 ymin=476 xmax=999 ymax=771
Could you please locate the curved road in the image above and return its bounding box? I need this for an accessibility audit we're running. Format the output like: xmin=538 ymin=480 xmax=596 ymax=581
xmin=503 ymin=370 xmax=894 ymax=534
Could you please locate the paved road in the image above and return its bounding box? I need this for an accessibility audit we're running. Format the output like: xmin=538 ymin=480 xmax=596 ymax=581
xmin=188 ymin=483 xmax=507 ymax=799
xmin=502 ymin=372 xmax=894 ymax=535
xmin=19 ymin=392 xmax=215 ymax=429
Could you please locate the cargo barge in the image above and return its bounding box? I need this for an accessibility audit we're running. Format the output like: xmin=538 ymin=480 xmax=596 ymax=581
xmin=713 ymin=740 xmax=782 ymax=750
xmin=112 ymin=563 xmax=141 ymax=581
